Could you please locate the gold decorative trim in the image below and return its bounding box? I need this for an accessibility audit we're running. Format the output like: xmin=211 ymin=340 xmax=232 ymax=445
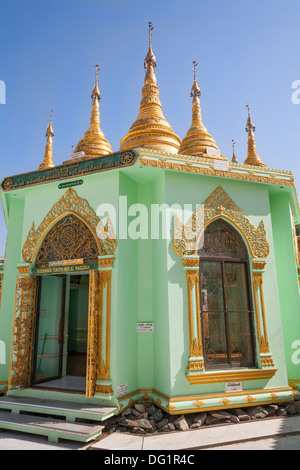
xmin=185 ymin=268 xmax=204 ymax=369
xmin=220 ymin=397 xmax=232 ymax=406
xmin=244 ymin=395 xmax=256 ymax=404
xmin=86 ymin=267 xmax=113 ymax=398
xmin=22 ymin=188 xmax=117 ymax=264
xmin=186 ymin=368 xmax=278 ymax=385
xmin=17 ymin=266 xmax=30 ymax=275
xmin=252 ymin=271 xmax=274 ymax=365
xmin=98 ymin=257 xmax=115 ymax=268
xmin=139 ymin=156 xmax=294 ymax=187
xmin=173 ymin=186 xmax=269 ymax=259
xmin=95 ymin=384 xmax=113 ymax=395
xmin=117 ymin=386 xmax=293 ymax=415
xmin=192 ymin=400 xmax=205 ymax=409
xmin=8 ymin=276 xmax=37 ymax=390
xmin=252 ymin=261 xmax=266 ymax=270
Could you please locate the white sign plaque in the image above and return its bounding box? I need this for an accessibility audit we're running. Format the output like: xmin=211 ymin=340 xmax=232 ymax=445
xmin=214 ymin=159 xmax=229 ymax=172
xmin=226 ymin=381 xmax=243 ymax=393
xmin=137 ymin=322 xmax=154 ymax=332
xmin=117 ymin=383 xmax=128 ymax=397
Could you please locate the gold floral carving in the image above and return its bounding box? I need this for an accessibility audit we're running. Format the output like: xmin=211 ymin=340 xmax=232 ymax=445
xmin=86 ymin=268 xmax=113 ymax=398
xmin=86 ymin=270 xmax=100 ymax=398
xmin=173 ymin=186 xmax=269 ymax=259
xmin=8 ymin=276 xmax=37 ymax=390
xmin=244 ymin=395 xmax=256 ymax=404
xmin=185 ymin=269 xmax=203 ymax=368
xmin=220 ymin=397 xmax=232 ymax=406
xmin=22 ymin=188 xmax=117 ymax=264
xmin=192 ymin=400 xmax=205 ymax=409
xmin=252 ymin=271 xmax=275 ymax=366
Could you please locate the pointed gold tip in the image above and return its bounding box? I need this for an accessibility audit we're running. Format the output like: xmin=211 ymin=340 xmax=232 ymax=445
xmin=232 ymin=139 xmax=238 ymax=163
xmin=244 ymin=105 xmax=266 ymax=167
xmin=91 ymin=64 xmax=101 ymax=101
xmin=39 ymin=111 xmax=55 ymax=170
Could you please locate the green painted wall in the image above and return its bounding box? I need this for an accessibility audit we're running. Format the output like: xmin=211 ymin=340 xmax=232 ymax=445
xmin=270 ymin=192 xmax=300 ymax=383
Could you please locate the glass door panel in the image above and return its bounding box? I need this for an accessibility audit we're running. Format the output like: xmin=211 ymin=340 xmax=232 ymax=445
xmin=33 ymin=275 xmax=65 ymax=384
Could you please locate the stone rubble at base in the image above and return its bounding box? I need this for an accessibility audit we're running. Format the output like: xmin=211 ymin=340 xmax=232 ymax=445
xmin=102 ymin=394 xmax=300 ymax=436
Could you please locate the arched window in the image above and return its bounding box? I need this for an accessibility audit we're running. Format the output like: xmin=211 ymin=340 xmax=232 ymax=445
xmin=198 ymin=219 xmax=256 ymax=370
xmin=35 ymin=215 xmax=99 ymax=268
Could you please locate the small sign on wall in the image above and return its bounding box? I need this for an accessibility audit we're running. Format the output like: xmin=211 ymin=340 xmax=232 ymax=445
xmin=117 ymin=383 xmax=128 ymax=397
xmin=226 ymin=381 xmax=243 ymax=393
xmin=137 ymin=322 xmax=154 ymax=332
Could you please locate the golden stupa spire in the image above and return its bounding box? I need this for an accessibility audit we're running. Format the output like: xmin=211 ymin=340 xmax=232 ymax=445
xmin=179 ymin=61 xmax=226 ymax=160
xmin=244 ymin=104 xmax=266 ymax=167
xmin=74 ymin=64 xmax=112 ymax=158
xmin=232 ymin=139 xmax=238 ymax=163
xmin=38 ymin=110 xmax=55 ymax=170
xmin=120 ymin=22 xmax=181 ymax=153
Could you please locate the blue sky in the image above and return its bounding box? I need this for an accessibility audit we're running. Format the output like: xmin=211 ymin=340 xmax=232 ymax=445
xmin=1 ymin=0 xmax=300 ymax=256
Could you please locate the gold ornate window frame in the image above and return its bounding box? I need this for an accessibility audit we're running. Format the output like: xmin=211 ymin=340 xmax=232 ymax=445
xmin=173 ymin=186 xmax=276 ymax=384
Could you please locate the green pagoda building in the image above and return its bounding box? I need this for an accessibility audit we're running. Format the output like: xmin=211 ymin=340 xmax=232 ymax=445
xmin=0 ymin=24 xmax=299 ymax=441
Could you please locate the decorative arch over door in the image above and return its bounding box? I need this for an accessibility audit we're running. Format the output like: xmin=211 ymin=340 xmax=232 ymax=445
xmin=34 ymin=214 xmax=99 ymax=268
xmin=22 ymin=188 xmax=117 ymax=264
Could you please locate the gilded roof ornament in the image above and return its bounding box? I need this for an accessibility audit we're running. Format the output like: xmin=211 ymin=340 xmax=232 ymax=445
xmin=120 ymin=22 xmax=181 ymax=154
xmin=74 ymin=64 xmax=112 ymax=158
xmin=179 ymin=61 xmax=226 ymax=160
xmin=38 ymin=110 xmax=55 ymax=171
xmin=244 ymin=105 xmax=266 ymax=167
xmin=232 ymin=139 xmax=238 ymax=163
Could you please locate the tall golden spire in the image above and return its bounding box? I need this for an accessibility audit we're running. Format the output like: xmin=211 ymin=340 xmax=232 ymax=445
xmin=74 ymin=64 xmax=112 ymax=158
xmin=120 ymin=22 xmax=181 ymax=153
xmin=38 ymin=110 xmax=55 ymax=170
xmin=179 ymin=61 xmax=226 ymax=160
xmin=244 ymin=104 xmax=266 ymax=167
xmin=232 ymin=139 xmax=238 ymax=163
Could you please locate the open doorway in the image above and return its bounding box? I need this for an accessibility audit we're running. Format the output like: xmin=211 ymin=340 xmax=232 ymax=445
xmin=31 ymin=273 xmax=89 ymax=393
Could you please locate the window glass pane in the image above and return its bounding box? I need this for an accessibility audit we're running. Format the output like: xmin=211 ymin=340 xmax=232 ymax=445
xmin=200 ymin=261 xmax=224 ymax=311
xmin=228 ymin=312 xmax=254 ymax=366
xmin=225 ymin=263 xmax=249 ymax=311
xmin=203 ymin=312 xmax=228 ymax=366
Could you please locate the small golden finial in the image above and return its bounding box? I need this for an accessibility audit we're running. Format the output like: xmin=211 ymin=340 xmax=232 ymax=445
xmin=149 ymin=21 xmax=154 ymax=45
xmin=191 ymin=60 xmax=201 ymax=98
xmin=39 ymin=110 xmax=55 ymax=170
xmin=232 ymin=139 xmax=238 ymax=163
xmin=46 ymin=109 xmax=54 ymax=137
xmin=244 ymin=104 xmax=266 ymax=167
xmin=91 ymin=64 xmax=101 ymax=101
xmin=144 ymin=21 xmax=156 ymax=70
xmin=245 ymin=103 xmax=255 ymax=133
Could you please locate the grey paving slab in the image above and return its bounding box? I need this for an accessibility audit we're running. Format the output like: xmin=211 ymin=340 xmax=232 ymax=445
xmin=92 ymin=415 xmax=300 ymax=451
xmin=91 ymin=432 xmax=144 ymax=450
xmin=0 ymin=431 xmax=83 ymax=450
